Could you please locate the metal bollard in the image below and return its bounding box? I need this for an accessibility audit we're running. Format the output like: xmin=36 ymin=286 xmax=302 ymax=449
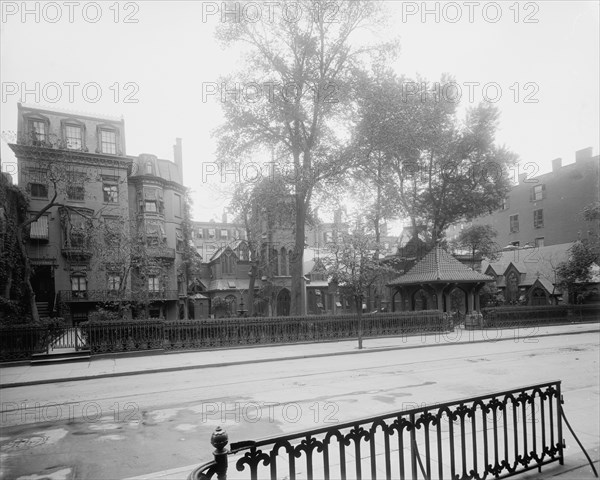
xmin=211 ymin=426 xmax=229 ymax=480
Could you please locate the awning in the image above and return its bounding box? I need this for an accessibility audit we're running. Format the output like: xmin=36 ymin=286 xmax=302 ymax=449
xmin=30 ymin=216 xmax=48 ymax=239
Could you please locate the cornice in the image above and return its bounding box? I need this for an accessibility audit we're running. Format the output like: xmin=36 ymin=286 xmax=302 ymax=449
xmin=9 ymin=143 xmax=132 ymax=169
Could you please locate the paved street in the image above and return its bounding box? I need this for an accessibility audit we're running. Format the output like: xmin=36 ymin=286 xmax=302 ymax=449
xmin=1 ymin=330 xmax=599 ymax=480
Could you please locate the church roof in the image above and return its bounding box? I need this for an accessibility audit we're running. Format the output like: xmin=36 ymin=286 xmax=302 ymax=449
xmin=388 ymin=247 xmax=494 ymax=286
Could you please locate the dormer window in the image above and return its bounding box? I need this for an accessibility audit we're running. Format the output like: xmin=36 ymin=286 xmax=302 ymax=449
xmin=145 ymin=162 xmax=153 ymax=175
xmin=28 ymin=119 xmax=47 ymax=146
xmin=100 ymin=129 xmax=117 ymax=154
xmin=65 ymin=124 xmax=83 ymax=150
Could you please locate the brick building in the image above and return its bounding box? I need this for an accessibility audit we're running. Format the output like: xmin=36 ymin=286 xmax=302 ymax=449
xmin=447 ymin=147 xmax=599 ymax=249
xmin=9 ymin=103 xmax=188 ymax=322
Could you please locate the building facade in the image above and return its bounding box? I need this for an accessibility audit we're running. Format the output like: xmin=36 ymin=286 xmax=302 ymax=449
xmin=447 ymin=148 xmax=599 ymax=249
xmin=10 ymin=103 xmax=188 ymax=322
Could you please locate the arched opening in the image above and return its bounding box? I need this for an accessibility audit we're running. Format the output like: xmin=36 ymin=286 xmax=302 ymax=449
xmin=448 ymin=286 xmax=467 ymax=314
xmin=276 ymin=288 xmax=291 ymax=316
xmin=531 ymin=287 xmax=548 ymax=306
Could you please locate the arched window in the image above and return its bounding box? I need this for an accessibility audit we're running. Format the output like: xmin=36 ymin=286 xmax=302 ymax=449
xmin=271 ymin=248 xmax=279 ymax=276
xmin=280 ymin=247 xmax=288 ymax=275
xmin=288 ymin=249 xmax=293 ymax=276
xmin=506 ymin=271 xmax=519 ymax=304
xmin=222 ymin=251 xmax=236 ymax=274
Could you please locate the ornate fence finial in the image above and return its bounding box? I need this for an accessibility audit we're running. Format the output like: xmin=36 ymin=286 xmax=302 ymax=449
xmin=211 ymin=426 xmax=229 ymax=480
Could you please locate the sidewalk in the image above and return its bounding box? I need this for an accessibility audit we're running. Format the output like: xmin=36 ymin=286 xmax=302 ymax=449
xmin=1 ymin=322 xmax=599 ymax=389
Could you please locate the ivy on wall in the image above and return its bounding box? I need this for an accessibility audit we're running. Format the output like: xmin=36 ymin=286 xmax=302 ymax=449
xmin=0 ymin=174 xmax=30 ymax=324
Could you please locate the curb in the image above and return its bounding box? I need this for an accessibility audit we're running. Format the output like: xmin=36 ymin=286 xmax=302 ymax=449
xmin=2 ymin=326 xmax=599 ymax=389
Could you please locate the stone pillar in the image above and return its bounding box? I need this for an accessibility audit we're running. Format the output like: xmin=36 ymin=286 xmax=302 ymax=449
xmin=435 ymin=286 xmax=445 ymax=312
xmin=467 ymin=288 xmax=475 ymax=313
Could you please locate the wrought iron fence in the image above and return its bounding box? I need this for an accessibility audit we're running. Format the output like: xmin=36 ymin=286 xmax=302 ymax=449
xmin=0 ymin=325 xmax=49 ymax=361
xmin=190 ymin=381 xmax=565 ymax=480
xmin=163 ymin=311 xmax=448 ymax=351
xmin=481 ymin=304 xmax=599 ymax=329
xmin=85 ymin=320 xmax=164 ymax=353
xmin=80 ymin=311 xmax=448 ymax=354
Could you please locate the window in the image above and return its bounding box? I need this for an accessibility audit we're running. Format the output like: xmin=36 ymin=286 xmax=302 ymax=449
xmin=103 ymin=217 xmax=121 ymax=248
xmin=197 ymin=229 xmax=204 ymax=239
xmin=71 ymin=275 xmax=87 ymax=298
xmin=531 ymin=184 xmax=545 ymax=201
xmin=534 ymin=209 xmax=544 ymax=229
xmin=67 ymin=185 xmax=85 ymax=201
xmin=148 ymin=275 xmax=160 ymax=292
xmin=145 ymin=200 xmax=157 ymax=212
xmin=28 ymin=119 xmax=47 ymax=145
xmin=220 ymin=229 xmax=228 ymax=240
xmin=176 ymin=230 xmax=184 ymax=251
xmin=29 ymin=183 xmax=48 ymax=198
xmin=324 ymin=231 xmax=333 ymax=243
xmin=100 ymin=129 xmax=117 ymax=154
xmin=65 ymin=125 xmax=82 ymax=150
xmin=222 ymin=252 xmax=236 ymax=274
xmin=108 ymin=274 xmax=121 ymax=291
xmin=501 ymin=197 xmax=510 ymax=210
xmin=145 ymin=162 xmax=153 ymax=175
xmin=208 ymin=228 xmax=216 ymax=239
xmin=535 ymin=237 xmax=545 ymax=248
xmin=510 ymin=214 xmax=519 ymax=233
xmin=174 ymin=194 xmax=182 ymax=217
xmin=103 ymin=182 xmax=118 ymax=203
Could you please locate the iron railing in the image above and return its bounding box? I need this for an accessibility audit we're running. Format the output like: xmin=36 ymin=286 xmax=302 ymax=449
xmin=81 ymin=312 xmax=448 ymax=354
xmin=59 ymin=289 xmax=179 ymax=302
xmin=0 ymin=325 xmax=50 ymax=361
xmin=190 ymin=381 xmax=565 ymax=480
xmin=164 ymin=311 xmax=448 ymax=350
xmin=481 ymin=305 xmax=599 ymax=329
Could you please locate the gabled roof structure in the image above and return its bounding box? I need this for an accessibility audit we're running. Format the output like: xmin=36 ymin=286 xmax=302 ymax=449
xmin=388 ymin=247 xmax=493 ymax=286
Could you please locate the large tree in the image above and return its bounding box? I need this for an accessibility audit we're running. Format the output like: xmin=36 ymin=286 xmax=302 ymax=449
xmin=357 ymin=76 xmax=518 ymax=245
xmin=214 ymin=0 xmax=396 ymax=314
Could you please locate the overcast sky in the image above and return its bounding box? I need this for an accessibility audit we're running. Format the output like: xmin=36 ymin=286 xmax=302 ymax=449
xmin=1 ymin=1 xmax=599 ymax=224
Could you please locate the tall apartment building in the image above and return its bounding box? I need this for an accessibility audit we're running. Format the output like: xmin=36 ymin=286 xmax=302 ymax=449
xmin=9 ymin=103 xmax=187 ymax=322
xmin=447 ymin=148 xmax=599 ymax=249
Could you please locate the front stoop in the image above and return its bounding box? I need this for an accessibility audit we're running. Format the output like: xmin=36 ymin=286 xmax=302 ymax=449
xmin=30 ymin=349 xmax=91 ymax=365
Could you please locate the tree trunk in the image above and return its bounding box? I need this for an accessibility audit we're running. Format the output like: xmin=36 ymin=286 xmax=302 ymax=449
xmin=355 ymin=296 xmax=363 ymax=350
xmin=291 ymin=191 xmax=307 ymax=315
xmin=17 ymin=226 xmax=39 ymax=322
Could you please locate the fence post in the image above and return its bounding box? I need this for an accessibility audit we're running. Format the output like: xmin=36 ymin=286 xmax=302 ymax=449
xmin=211 ymin=426 xmax=229 ymax=480
xmin=410 ymin=412 xmax=417 ymax=479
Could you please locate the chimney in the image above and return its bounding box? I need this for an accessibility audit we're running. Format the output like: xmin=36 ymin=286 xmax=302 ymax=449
xmin=575 ymin=147 xmax=593 ymax=163
xmin=518 ymin=173 xmax=527 ymax=184
xmin=222 ymin=212 xmax=227 ymax=224
xmin=173 ymin=138 xmax=183 ymax=177
xmin=551 ymin=158 xmax=562 ymax=172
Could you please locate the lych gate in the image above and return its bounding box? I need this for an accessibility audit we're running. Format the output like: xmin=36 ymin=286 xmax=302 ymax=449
xmin=388 ymin=247 xmax=494 ymax=314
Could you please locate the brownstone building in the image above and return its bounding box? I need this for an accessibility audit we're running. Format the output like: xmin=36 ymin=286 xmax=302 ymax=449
xmin=9 ymin=103 xmax=188 ymax=322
